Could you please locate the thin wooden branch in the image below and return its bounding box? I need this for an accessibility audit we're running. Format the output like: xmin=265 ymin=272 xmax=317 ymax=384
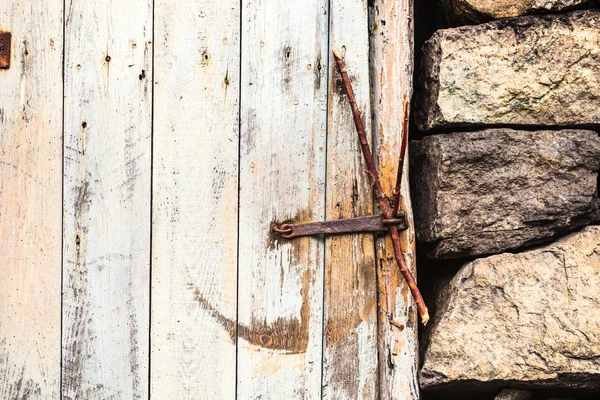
xmin=391 ymin=97 xmax=410 ymax=218
xmin=333 ymin=49 xmax=429 ymax=325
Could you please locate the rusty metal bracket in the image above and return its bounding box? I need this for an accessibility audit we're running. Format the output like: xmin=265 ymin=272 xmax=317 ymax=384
xmin=272 ymin=213 xmax=407 ymax=239
xmin=0 ymin=32 xmax=11 ymax=69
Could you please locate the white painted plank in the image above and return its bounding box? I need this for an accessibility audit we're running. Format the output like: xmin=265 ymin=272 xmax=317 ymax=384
xmin=237 ymin=0 xmax=328 ymax=397
xmin=151 ymin=0 xmax=240 ymax=398
xmin=61 ymin=0 xmax=152 ymax=398
xmin=370 ymin=0 xmax=420 ymax=398
xmin=0 ymin=4 xmax=62 ymax=399
xmin=323 ymin=1 xmax=379 ymax=398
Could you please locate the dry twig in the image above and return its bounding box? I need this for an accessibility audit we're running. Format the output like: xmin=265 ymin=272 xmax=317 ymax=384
xmin=333 ymin=49 xmax=429 ymax=325
xmin=392 ymin=98 xmax=410 ymax=218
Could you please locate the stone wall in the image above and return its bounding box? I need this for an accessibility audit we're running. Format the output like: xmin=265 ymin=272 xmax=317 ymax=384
xmin=412 ymin=3 xmax=600 ymax=399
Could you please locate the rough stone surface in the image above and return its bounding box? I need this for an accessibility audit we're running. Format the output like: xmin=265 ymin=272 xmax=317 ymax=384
xmin=495 ymin=389 xmax=534 ymax=400
xmin=416 ymin=10 xmax=600 ymax=131
xmin=420 ymin=226 xmax=600 ymax=392
xmin=441 ymin=0 xmax=593 ymax=25
xmin=410 ymin=129 xmax=600 ymax=259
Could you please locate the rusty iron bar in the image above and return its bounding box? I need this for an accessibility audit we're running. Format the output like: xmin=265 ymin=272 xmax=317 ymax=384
xmin=332 ymin=49 xmax=429 ymax=325
xmin=272 ymin=213 xmax=407 ymax=239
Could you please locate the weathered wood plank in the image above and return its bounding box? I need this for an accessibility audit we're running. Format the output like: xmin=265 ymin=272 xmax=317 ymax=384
xmin=237 ymin=0 xmax=328 ymax=397
xmin=151 ymin=0 xmax=240 ymax=398
xmin=0 ymin=4 xmax=62 ymax=399
xmin=369 ymin=0 xmax=420 ymax=398
xmin=323 ymin=1 xmax=379 ymax=398
xmin=62 ymin=0 xmax=152 ymax=398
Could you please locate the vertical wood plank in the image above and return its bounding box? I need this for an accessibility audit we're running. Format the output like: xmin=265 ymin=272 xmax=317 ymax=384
xmin=0 ymin=3 xmax=62 ymax=399
xmin=323 ymin=1 xmax=379 ymax=399
xmin=237 ymin=0 xmax=328 ymax=397
xmin=151 ymin=0 xmax=240 ymax=398
xmin=62 ymin=0 xmax=152 ymax=398
xmin=370 ymin=0 xmax=420 ymax=399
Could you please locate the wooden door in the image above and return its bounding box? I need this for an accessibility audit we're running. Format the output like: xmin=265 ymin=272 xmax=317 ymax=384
xmin=0 ymin=2 xmax=63 ymax=398
xmin=0 ymin=0 xmax=418 ymax=398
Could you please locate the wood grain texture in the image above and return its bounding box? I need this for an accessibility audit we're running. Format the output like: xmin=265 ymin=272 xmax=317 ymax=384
xmin=62 ymin=0 xmax=152 ymax=398
xmin=0 ymin=3 xmax=62 ymax=398
xmin=151 ymin=0 xmax=240 ymax=398
xmin=323 ymin=1 xmax=379 ymax=399
xmin=369 ymin=0 xmax=420 ymax=398
xmin=237 ymin=0 xmax=328 ymax=397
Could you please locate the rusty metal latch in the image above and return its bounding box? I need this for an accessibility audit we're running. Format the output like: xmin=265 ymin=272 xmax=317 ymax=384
xmin=270 ymin=50 xmax=430 ymax=326
xmin=0 ymin=32 xmax=11 ymax=69
xmin=273 ymin=213 xmax=407 ymax=239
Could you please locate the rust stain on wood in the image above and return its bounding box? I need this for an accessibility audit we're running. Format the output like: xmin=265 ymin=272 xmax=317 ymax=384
xmin=0 ymin=32 xmax=11 ymax=69
xmin=189 ymin=269 xmax=311 ymax=353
